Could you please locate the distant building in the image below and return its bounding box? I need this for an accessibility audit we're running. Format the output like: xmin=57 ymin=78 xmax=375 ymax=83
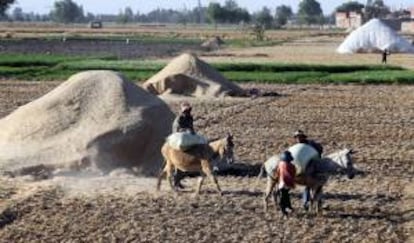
xmin=335 ymin=11 xmax=364 ymax=29
xmin=402 ymin=21 xmax=414 ymax=33
xmin=401 ymin=6 xmax=414 ymax=33
xmin=336 ymin=6 xmax=414 ymax=33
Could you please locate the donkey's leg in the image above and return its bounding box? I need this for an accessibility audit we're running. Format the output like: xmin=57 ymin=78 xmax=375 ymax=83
xmin=314 ymin=186 xmax=323 ymax=214
xmin=263 ymin=176 xmax=276 ymax=212
xmin=309 ymin=187 xmax=315 ymax=213
xmin=273 ymin=188 xmax=280 ymax=209
xmin=201 ymin=160 xmax=222 ymax=195
xmin=164 ymin=161 xmax=176 ymax=192
xmin=309 ymin=185 xmax=323 ymax=214
xmin=196 ymin=175 xmax=205 ymax=195
xmin=303 ymin=186 xmax=311 ymax=211
xmin=156 ymin=167 xmax=166 ymax=191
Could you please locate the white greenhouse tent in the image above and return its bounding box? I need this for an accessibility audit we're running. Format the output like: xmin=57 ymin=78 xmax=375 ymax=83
xmin=337 ymin=18 xmax=414 ymax=54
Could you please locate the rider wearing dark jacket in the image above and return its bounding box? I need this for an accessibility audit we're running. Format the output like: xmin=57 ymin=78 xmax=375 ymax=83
xmin=172 ymin=102 xmax=194 ymax=133
xmin=171 ymin=102 xmax=194 ymax=188
xmin=293 ymin=130 xmax=323 ymax=210
xmin=293 ymin=130 xmax=323 ymax=157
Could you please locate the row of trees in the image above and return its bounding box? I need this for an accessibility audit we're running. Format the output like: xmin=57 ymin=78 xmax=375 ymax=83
xmin=335 ymin=0 xmax=391 ymax=20
xmin=1 ymin=0 xmax=398 ymax=27
xmin=206 ymin=0 xmax=321 ymax=28
xmin=0 ymin=0 xmax=15 ymax=17
xmin=207 ymin=1 xmax=250 ymax=24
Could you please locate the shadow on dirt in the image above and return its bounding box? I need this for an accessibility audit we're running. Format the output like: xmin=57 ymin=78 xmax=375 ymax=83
xmin=222 ymin=190 xmax=262 ymax=197
xmin=0 ymin=208 xmax=17 ymax=229
xmin=177 ymin=162 xmax=263 ymax=178
xmin=323 ymin=209 xmax=414 ymax=223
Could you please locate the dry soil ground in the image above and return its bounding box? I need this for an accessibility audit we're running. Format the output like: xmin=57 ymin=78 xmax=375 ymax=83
xmin=0 ymin=81 xmax=413 ymax=242
xmin=201 ymin=35 xmax=414 ymax=70
xmin=0 ymin=39 xmax=201 ymax=59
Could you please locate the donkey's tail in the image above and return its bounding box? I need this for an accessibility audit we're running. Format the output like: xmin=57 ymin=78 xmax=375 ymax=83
xmin=255 ymin=164 xmax=266 ymax=188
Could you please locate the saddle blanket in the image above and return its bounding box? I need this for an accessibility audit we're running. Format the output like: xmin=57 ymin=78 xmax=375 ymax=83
xmin=288 ymin=143 xmax=319 ymax=175
xmin=167 ymin=132 xmax=207 ymax=150
xmin=264 ymin=155 xmax=279 ymax=178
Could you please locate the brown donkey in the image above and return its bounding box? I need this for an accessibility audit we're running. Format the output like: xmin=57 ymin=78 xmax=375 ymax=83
xmin=157 ymin=134 xmax=234 ymax=195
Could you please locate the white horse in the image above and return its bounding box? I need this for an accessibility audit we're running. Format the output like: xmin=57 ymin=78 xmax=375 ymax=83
xmin=260 ymin=148 xmax=357 ymax=213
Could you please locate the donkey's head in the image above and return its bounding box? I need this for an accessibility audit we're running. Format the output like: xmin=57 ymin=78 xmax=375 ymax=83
xmin=326 ymin=148 xmax=357 ymax=179
xmin=225 ymin=133 xmax=235 ymax=163
xmin=209 ymin=132 xmax=235 ymax=164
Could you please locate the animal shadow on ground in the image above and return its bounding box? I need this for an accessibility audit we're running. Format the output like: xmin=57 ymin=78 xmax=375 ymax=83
xmin=322 ymin=192 xmax=367 ymax=201
xmin=323 ymin=209 xmax=414 ymax=223
xmin=177 ymin=163 xmax=263 ymax=178
xmin=287 ymin=192 xmax=368 ymax=202
xmin=171 ymin=187 xmax=262 ymax=197
xmin=221 ymin=190 xmax=262 ymax=197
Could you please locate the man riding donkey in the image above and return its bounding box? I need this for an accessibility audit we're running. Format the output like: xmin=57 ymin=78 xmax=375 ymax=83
xmin=291 ymin=130 xmax=323 ymax=211
xmin=171 ymin=102 xmax=196 ymax=188
xmin=159 ymin=102 xmax=233 ymax=194
xmin=262 ymin=130 xmax=356 ymax=213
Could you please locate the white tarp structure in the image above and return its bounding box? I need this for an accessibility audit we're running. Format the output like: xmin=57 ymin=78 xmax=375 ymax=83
xmin=337 ymin=18 xmax=414 ymax=54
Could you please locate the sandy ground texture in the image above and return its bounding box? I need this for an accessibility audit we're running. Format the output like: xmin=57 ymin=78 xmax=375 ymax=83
xmin=0 ymin=81 xmax=413 ymax=242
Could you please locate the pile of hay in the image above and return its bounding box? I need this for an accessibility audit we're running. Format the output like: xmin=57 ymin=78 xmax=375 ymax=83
xmin=0 ymin=71 xmax=174 ymax=176
xmin=201 ymin=36 xmax=225 ymax=51
xmin=142 ymin=53 xmax=245 ymax=97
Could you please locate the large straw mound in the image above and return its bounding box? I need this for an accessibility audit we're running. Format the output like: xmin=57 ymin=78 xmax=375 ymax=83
xmin=201 ymin=36 xmax=225 ymax=51
xmin=0 ymin=71 xmax=174 ymax=176
xmin=142 ymin=53 xmax=245 ymax=97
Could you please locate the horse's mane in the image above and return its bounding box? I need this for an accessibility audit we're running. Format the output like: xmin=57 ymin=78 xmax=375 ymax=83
xmin=320 ymin=149 xmax=351 ymax=171
xmin=324 ymin=149 xmax=349 ymax=161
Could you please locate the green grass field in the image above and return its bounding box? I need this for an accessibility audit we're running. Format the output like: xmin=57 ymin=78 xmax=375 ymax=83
xmin=0 ymin=54 xmax=413 ymax=84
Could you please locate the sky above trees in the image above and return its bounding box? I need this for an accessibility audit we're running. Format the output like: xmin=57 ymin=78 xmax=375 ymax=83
xmin=10 ymin=0 xmax=414 ymax=15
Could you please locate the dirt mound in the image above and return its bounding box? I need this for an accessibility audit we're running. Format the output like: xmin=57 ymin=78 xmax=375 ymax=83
xmin=201 ymin=36 xmax=225 ymax=51
xmin=0 ymin=71 xmax=174 ymax=176
xmin=142 ymin=53 xmax=246 ymax=97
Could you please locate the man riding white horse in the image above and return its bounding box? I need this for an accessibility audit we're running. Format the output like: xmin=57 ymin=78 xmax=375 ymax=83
xmin=292 ymin=130 xmax=323 ymax=210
